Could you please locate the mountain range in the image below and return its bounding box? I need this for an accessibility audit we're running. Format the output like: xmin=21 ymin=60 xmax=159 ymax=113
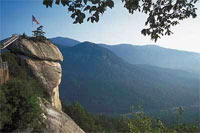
xmin=51 ymin=37 xmax=200 ymax=74
xmin=50 ymin=37 xmax=80 ymax=47
xmin=100 ymin=44 xmax=200 ymax=74
xmin=52 ymin=38 xmax=199 ymax=115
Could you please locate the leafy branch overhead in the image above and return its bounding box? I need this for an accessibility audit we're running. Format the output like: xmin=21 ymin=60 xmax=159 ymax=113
xmin=43 ymin=0 xmax=199 ymax=41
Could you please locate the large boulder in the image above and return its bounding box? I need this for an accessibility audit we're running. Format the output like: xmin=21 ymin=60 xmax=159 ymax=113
xmin=8 ymin=38 xmax=63 ymax=61
xmin=18 ymin=55 xmax=62 ymax=110
xmin=8 ymin=37 xmax=63 ymax=110
xmin=7 ymin=37 xmax=85 ymax=132
xmin=40 ymin=99 xmax=85 ymax=133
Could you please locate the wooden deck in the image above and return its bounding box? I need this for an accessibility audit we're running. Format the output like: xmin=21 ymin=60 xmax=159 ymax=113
xmin=0 ymin=35 xmax=18 ymax=84
xmin=0 ymin=35 xmax=19 ymax=50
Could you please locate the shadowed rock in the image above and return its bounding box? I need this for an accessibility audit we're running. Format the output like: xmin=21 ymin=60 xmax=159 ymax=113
xmin=6 ymin=37 xmax=84 ymax=132
xmin=8 ymin=37 xmax=63 ymax=110
xmin=40 ymin=99 xmax=85 ymax=133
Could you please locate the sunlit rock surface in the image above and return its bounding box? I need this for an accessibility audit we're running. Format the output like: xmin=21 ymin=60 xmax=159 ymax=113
xmin=8 ymin=38 xmax=63 ymax=61
xmin=8 ymin=37 xmax=63 ymax=110
xmin=40 ymin=99 xmax=85 ymax=133
xmin=7 ymin=37 xmax=84 ymax=132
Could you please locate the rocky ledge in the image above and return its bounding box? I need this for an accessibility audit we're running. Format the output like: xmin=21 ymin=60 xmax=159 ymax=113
xmin=40 ymin=99 xmax=84 ymax=133
xmin=7 ymin=37 xmax=84 ymax=132
xmin=8 ymin=37 xmax=63 ymax=110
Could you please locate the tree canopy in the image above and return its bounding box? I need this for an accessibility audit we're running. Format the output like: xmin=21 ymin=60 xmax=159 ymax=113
xmin=43 ymin=0 xmax=198 ymax=41
xmin=32 ymin=25 xmax=45 ymax=38
xmin=32 ymin=25 xmax=47 ymax=41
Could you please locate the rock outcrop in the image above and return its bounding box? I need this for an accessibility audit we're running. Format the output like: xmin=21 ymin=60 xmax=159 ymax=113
xmin=40 ymin=99 xmax=84 ymax=133
xmin=8 ymin=37 xmax=63 ymax=110
xmin=8 ymin=38 xmax=63 ymax=61
xmin=7 ymin=37 xmax=84 ymax=132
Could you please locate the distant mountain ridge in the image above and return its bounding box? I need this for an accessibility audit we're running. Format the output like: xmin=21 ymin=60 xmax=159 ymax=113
xmin=58 ymin=41 xmax=199 ymax=115
xmin=50 ymin=37 xmax=200 ymax=74
xmin=100 ymin=43 xmax=200 ymax=74
xmin=50 ymin=37 xmax=81 ymax=47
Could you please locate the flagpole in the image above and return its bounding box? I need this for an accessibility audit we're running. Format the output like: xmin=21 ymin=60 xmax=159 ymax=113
xmin=32 ymin=15 xmax=40 ymax=36
xmin=32 ymin=15 xmax=33 ymax=36
xmin=31 ymin=16 xmax=33 ymax=36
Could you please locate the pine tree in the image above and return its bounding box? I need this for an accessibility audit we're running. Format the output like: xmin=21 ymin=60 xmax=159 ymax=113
xmin=32 ymin=26 xmax=46 ymax=41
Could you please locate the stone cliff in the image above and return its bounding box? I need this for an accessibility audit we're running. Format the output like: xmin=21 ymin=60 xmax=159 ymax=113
xmin=8 ymin=38 xmax=63 ymax=110
xmin=40 ymin=99 xmax=84 ymax=133
xmin=7 ymin=37 xmax=84 ymax=132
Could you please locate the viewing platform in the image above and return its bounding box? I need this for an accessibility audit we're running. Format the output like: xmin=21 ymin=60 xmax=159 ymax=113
xmin=0 ymin=34 xmax=19 ymax=50
xmin=0 ymin=34 xmax=18 ymax=84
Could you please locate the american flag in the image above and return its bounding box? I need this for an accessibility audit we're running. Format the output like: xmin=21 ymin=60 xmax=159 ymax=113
xmin=32 ymin=15 xmax=39 ymax=25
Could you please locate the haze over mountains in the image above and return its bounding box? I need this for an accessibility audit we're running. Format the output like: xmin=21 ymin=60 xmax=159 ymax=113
xmin=100 ymin=44 xmax=200 ymax=74
xmin=51 ymin=37 xmax=200 ymax=74
xmin=51 ymin=37 xmax=80 ymax=47
xmin=51 ymin=37 xmax=200 ymax=115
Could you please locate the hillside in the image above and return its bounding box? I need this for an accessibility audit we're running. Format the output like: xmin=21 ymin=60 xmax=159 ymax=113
xmin=58 ymin=42 xmax=199 ymax=115
xmin=50 ymin=37 xmax=200 ymax=73
xmin=50 ymin=37 xmax=80 ymax=47
xmin=100 ymin=44 xmax=200 ymax=73
xmin=0 ymin=36 xmax=84 ymax=132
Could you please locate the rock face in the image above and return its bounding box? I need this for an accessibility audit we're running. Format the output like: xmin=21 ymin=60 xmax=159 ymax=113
xmin=8 ymin=38 xmax=63 ymax=61
xmin=8 ymin=38 xmax=63 ymax=110
xmin=40 ymin=99 xmax=85 ymax=133
xmin=7 ymin=37 xmax=84 ymax=132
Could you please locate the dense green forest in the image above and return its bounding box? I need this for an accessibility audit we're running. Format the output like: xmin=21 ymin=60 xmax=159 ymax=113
xmin=0 ymin=50 xmax=199 ymax=132
xmin=62 ymin=101 xmax=200 ymax=133
xmin=0 ymin=52 xmax=46 ymax=132
xmin=57 ymin=42 xmax=199 ymax=115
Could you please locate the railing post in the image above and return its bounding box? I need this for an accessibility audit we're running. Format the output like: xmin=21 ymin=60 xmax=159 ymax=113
xmin=0 ymin=49 xmax=2 ymax=63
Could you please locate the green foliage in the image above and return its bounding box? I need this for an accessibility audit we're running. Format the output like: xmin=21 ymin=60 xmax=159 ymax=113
xmin=0 ymin=52 xmax=49 ymax=132
xmin=62 ymin=101 xmax=130 ymax=132
xmin=32 ymin=25 xmax=45 ymax=37
xmin=128 ymin=106 xmax=200 ymax=133
xmin=2 ymin=51 xmax=50 ymax=100
xmin=62 ymin=102 xmax=200 ymax=133
xmin=128 ymin=109 xmax=152 ymax=132
xmin=58 ymin=42 xmax=199 ymax=115
xmin=32 ymin=25 xmax=46 ymax=42
xmin=43 ymin=0 xmax=199 ymax=41
xmin=0 ymin=89 xmax=9 ymax=130
xmin=63 ymin=101 xmax=103 ymax=132
xmin=1 ymin=52 xmax=26 ymax=79
xmin=128 ymin=108 xmax=164 ymax=133
xmin=172 ymin=123 xmax=200 ymax=133
xmin=0 ymin=79 xmax=43 ymax=132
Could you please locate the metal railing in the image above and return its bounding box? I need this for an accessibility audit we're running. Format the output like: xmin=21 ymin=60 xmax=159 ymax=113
xmin=0 ymin=34 xmax=19 ymax=50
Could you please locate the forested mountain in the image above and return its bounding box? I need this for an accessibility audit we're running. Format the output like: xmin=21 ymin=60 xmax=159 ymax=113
xmin=50 ymin=37 xmax=80 ymax=47
xmin=57 ymin=42 xmax=199 ymax=115
xmin=50 ymin=37 xmax=200 ymax=74
xmin=100 ymin=44 xmax=200 ymax=73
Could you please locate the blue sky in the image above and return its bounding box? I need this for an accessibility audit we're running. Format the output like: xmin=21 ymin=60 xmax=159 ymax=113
xmin=0 ymin=0 xmax=200 ymax=53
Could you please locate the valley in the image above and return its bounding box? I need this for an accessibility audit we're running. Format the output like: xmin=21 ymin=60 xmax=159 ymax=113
xmin=50 ymin=38 xmax=200 ymax=118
